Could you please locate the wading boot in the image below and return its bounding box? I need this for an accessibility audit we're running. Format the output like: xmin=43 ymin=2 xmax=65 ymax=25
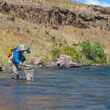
xmin=16 ymin=74 xmax=20 ymax=80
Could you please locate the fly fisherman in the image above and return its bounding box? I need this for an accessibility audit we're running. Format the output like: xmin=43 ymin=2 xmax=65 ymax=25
xmin=9 ymin=44 xmax=31 ymax=79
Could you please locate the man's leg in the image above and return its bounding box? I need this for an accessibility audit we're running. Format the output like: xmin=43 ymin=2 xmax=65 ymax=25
xmin=12 ymin=64 xmax=20 ymax=79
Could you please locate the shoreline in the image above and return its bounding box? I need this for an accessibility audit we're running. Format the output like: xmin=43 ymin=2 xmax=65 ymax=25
xmin=0 ymin=63 xmax=109 ymax=72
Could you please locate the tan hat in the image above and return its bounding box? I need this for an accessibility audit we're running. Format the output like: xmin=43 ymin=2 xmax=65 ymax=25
xmin=18 ymin=44 xmax=25 ymax=50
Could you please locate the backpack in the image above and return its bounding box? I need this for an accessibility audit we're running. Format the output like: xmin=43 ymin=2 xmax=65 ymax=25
xmin=7 ymin=48 xmax=13 ymax=58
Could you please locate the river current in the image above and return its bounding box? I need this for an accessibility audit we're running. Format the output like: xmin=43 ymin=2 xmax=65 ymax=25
xmin=0 ymin=66 xmax=110 ymax=110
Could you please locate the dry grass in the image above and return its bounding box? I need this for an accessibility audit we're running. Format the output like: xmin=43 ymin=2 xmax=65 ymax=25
xmin=0 ymin=13 xmax=64 ymax=63
xmin=0 ymin=1 xmax=110 ymax=63
xmin=4 ymin=0 xmax=87 ymax=9
xmin=4 ymin=0 xmax=70 ymax=6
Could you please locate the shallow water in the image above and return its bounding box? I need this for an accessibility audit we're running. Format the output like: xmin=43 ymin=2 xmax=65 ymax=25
xmin=0 ymin=66 xmax=110 ymax=110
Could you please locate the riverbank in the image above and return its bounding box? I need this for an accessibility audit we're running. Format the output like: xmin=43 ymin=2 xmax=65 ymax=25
xmin=0 ymin=62 xmax=108 ymax=73
xmin=0 ymin=1 xmax=110 ymax=64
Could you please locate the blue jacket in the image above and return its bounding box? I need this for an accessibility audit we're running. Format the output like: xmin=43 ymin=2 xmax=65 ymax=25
xmin=12 ymin=48 xmax=24 ymax=65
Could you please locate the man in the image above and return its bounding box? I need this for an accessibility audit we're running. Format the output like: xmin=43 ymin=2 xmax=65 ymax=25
xmin=11 ymin=44 xmax=31 ymax=79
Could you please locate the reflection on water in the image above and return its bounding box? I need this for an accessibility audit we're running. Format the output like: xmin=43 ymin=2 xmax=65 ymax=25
xmin=0 ymin=66 xmax=110 ymax=110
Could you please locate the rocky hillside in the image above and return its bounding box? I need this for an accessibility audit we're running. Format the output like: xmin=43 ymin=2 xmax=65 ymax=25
xmin=0 ymin=1 xmax=110 ymax=28
xmin=0 ymin=0 xmax=110 ymax=63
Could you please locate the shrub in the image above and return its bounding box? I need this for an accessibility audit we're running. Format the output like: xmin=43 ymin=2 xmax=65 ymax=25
xmin=50 ymin=46 xmax=81 ymax=62
xmin=80 ymin=41 xmax=106 ymax=63
xmin=51 ymin=48 xmax=60 ymax=60
xmin=62 ymin=46 xmax=81 ymax=62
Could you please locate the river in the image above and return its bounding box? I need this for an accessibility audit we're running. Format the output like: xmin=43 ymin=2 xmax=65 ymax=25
xmin=0 ymin=66 xmax=110 ymax=110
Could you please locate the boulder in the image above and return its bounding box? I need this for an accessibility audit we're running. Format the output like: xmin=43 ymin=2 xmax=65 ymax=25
xmin=30 ymin=57 xmax=43 ymax=65
xmin=56 ymin=54 xmax=80 ymax=68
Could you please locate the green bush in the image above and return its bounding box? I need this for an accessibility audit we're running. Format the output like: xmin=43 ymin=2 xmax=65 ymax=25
xmin=51 ymin=48 xmax=60 ymax=60
xmin=50 ymin=46 xmax=81 ymax=62
xmin=62 ymin=46 xmax=81 ymax=62
xmin=80 ymin=41 xmax=106 ymax=63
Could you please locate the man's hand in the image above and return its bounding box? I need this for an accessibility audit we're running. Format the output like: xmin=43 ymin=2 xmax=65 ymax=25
xmin=26 ymin=48 xmax=31 ymax=54
xmin=19 ymin=62 xmax=22 ymax=65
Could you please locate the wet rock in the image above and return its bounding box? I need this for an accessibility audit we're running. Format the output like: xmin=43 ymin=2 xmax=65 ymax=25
xmin=46 ymin=61 xmax=58 ymax=68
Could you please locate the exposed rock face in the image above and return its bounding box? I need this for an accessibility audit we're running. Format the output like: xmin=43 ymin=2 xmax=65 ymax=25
xmin=92 ymin=6 xmax=110 ymax=14
xmin=0 ymin=1 xmax=110 ymax=29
